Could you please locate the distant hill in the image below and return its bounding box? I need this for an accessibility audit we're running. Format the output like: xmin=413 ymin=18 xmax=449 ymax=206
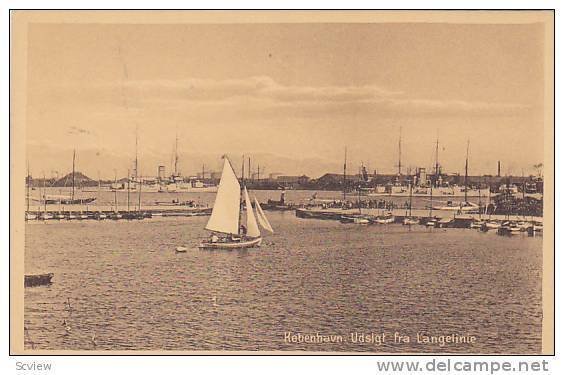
xmin=29 ymin=172 xmax=97 ymax=187
xmin=55 ymin=172 xmax=95 ymax=187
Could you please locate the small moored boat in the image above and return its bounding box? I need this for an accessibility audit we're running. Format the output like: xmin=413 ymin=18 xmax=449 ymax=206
xmin=24 ymin=273 xmax=54 ymax=287
xmin=402 ymin=217 xmax=419 ymax=225
xmin=375 ymin=213 xmax=395 ymax=224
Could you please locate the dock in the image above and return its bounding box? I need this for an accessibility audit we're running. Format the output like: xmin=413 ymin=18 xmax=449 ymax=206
xmin=295 ymin=207 xmax=543 ymax=228
xmin=25 ymin=204 xmax=212 ymax=221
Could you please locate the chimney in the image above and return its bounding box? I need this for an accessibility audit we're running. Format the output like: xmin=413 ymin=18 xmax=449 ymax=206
xmin=497 ymin=161 xmax=501 ymax=177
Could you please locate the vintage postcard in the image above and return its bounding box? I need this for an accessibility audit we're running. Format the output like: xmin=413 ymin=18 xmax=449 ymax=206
xmin=10 ymin=10 xmax=554 ymax=354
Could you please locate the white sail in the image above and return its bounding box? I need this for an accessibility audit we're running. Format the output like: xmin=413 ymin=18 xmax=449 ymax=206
xmin=205 ymin=158 xmax=241 ymax=235
xmin=243 ymin=187 xmax=261 ymax=238
xmin=254 ymin=196 xmax=274 ymax=233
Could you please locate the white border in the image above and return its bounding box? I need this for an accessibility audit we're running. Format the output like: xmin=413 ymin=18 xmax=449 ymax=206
xmin=1 ymin=1 xmax=560 ymax=375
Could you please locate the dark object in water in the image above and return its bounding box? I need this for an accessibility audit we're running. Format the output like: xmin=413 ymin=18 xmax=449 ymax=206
xmin=44 ymin=197 xmax=96 ymax=205
xmin=25 ymin=273 xmax=54 ymax=287
xmin=260 ymin=191 xmax=295 ymax=211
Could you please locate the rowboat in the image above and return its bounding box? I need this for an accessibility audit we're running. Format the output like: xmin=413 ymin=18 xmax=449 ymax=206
xmin=25 ymin=273 xmax=54 ymax=287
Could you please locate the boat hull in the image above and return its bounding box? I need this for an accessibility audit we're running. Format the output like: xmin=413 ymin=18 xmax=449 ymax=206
xmin=199 ymin=237 xmax=262 ymax=250
xmin=375 ymin=217 xmax=395 ymax=224
xmin=25 ymin=273 xmax=54 ymax=287
xmin=42 ymin=197 xmax=97 ymax=205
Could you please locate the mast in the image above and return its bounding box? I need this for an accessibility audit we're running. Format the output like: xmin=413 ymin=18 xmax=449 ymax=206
xmin=358 ymin=165 xmax=362 ymax=215
xmin=239 ymin=155 xmax=245 ymax=235
xmin=43 ymin=172 xmax=47 ymax=215
xmin=248 ymin=157 xmax=251 ymax=181
xmin=478 ymin=177 xmax=482 ymax=219
xmin=127 ymin=169 xmax=130 ymax=213
xmin=429 ymin=177 xmax=433 ymax=218
xmin=138 ymin=172 xmax=142 ymax=213
xmin=398 ymin=127 xmax=402 ymax=176
xmin=464 ymin=140 xmax=469 ymax=203
xmin=72 ymin=149 xmax=76 ymax=201
xmin=408 ymin=177 xmax=413 ymax=216
xmin=488 ymin=184 xmax=492 ymax=219
xmin=174 ymin=131 xmax=179 ymax=177
xmin=505 ymin=174 xmax=510 ymax=220
xmin=434 ymin=134 xmax=440 ymax=187
xmin=97 ymin=171 xmax=101 ymax=213
xmin=134 ymin=125 xmax=138 ymax=182
xmin=113 ymin=169 xmax=118 ymax=213
xmin=343 ymin=146 xmax=347 ymax=202
xmin=137 ymin=128 xmax=141 ymax=211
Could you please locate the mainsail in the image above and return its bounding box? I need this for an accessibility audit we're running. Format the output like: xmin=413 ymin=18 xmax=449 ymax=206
xmin=205 ymin=158 xmax=241 ymax=235
xmin=243 ymin=187 xmax=260 ymax=238
xmin=254 ymin=196 xmax=274 ymax=233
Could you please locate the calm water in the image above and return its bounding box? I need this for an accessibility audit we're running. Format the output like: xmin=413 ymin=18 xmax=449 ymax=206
xmin=24 ymin=198 xmax=542 ymax=353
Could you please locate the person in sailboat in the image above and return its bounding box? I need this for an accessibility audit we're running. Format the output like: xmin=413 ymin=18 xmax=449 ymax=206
xmin=240 ymin=224 xmax=247 ymax=236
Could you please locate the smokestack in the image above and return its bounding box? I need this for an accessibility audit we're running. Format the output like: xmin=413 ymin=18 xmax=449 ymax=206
xmin=497 ymin=161 xmax=501 ymax=177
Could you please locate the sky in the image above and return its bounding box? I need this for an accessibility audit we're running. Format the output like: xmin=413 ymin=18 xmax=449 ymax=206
xmin=25 ymin=21 xmax=546 ymax=179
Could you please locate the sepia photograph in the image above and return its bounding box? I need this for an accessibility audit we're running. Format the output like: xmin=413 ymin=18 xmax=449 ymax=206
xmin=10 ymin=10 xmax=554 ymax=355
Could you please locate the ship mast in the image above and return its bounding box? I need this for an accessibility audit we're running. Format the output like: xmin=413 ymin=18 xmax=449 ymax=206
xmin=434 ymin=133 xmax=440 ymax=187
xmin=174 ymin=131 xmax=179 ymax=177
xmin=408 ymin=177 xmax=413 ymax=217
xmin=134 ymin=125 xmax=138 ymax=182
xmin=239 ymin=155 xmax=245 ymax=236
xmin=398 ymin=127 xmax=402 ymax=176
xmin=71 ymin=149 xmax=76 ymax=201
xmin=136 ymin=128 xmax=142 ymax=213
xmin=358 ymin=165 xmax=362 ymax=215
xmin=127 ymin=168 xmax=131 ymax=214
xmin=113 ymin=169 xmax=118 ymax=213
xmin=464 ymin=140 xmax=470 ymax=203
xmin=43 ymin=172 xmax=47 ymax=215
xmin=343 ymin=147 xmax=347 ymax=202
xmin=478 ymin=176 xmax=482 ymax=219
xmin=429 ymin=179 xmax=433 ymax=218
xmin=97 ymin=171 xmax=101 ymax=214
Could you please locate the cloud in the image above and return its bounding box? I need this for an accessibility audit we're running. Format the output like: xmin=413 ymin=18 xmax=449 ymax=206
xmin=54 ymin=76 xmax=531 ymax=120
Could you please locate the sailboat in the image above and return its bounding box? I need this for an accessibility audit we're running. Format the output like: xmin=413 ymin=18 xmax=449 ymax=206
xmin=198 ymin=157 xmax=273 ymax=250
xmin=35 ymin=150 xmax=96 ymax=205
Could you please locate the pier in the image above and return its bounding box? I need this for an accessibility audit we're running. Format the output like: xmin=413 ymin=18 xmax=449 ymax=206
xmin=295 ymin=207 xmax=543 ymax=228
xmin=25 ymin=204 xmax=212 ymax=221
